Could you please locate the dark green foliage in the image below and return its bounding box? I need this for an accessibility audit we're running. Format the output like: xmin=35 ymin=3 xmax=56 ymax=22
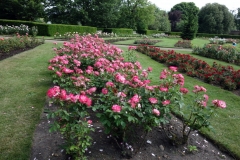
xmin=198 ymin=3 xmax=235 ymax=34
xmin=0 ymin=0 xmax=44 ymax=21
xmin=0 ymin=19 xmax=97 ymax=36
xmin=170 ymin=2 xmax=199 ymax=40
xmin=102 ymin=28 xmax=133 ymax=35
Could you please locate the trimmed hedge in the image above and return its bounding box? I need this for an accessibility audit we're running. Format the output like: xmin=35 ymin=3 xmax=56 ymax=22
xmin=197 ymin=33 xmax=240 ymax=39
xmin=102 ymin=28 xmax=133 ymax=35
xmin=0 ymin=19 xmax=97 ymax=36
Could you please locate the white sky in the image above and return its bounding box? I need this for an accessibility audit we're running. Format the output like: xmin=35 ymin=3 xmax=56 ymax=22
xmin=148 ymin=0 xmax=239 ymax=12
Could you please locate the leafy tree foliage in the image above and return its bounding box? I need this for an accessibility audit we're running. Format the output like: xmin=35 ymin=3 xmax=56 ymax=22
xmin=198 ymin=3 xmax=235 ymax=34
xmin=170 ymin=2 xmax=199 ymax=40
xmin=148 ymin=6 xmax=171 ymax=31
xmin=168 ymin=10 xmax=182 ymax=31
xmin=0 ymin=0 xmax=44 ymax=21
xmin=234 ymin=8 xmax=240 ymax=30
xmin=117 ymin=0 xmax=155 ymax=30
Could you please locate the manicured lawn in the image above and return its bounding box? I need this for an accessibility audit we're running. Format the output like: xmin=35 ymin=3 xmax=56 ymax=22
xmin=0 ymin=42 xmax=56 ymax=159
xmin=113 ymin=37 xmax=209 ymax=48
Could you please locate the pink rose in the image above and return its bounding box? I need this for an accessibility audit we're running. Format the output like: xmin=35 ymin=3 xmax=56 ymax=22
xmin=112 ymin=104 xmax=122 ymax=113
xmin=180 ymin=88 xmax=188 ymax=94
xmin=169 ymin=66 xmax=178 ymax=72
xmin=73 ymin=59 xmax=81 ymax=66
xmin=56 ymin=71 xmax=62 ymax=77
xmin=212 ymin=100 xmax=226 ymax=109
xmin=162 ymin=100 xmax=170 ymax=106
xmin=87 ymin=120 xmax=92 ymax=125
xmin=106 ymin=81 xmax=114 ymax=87
xmin=47 ymin=86 xmax=60 ymax=98
xmin=159 ymin=87 xmax=169 ymax=92
xmin=101 ymin=88 xmax=108 ymax=94
xmin=149 ymin=97 xmax=158 ymax=104
xmin=152 ymin=109 xmax=160 ymax=116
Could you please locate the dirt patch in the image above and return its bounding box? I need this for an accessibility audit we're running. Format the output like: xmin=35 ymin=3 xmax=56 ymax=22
xmin=30 ymin=100 xmax=236 ymax=160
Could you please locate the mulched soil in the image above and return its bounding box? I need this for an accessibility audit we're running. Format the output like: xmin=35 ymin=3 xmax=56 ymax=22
xmin=1 ymin=43 xmax=237 ymax=160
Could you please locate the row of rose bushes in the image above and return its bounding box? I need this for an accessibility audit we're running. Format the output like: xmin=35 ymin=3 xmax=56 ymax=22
xmin=174 ymin=40 xmax=192 ymax=48
xmin=0 ymin=24 xmax=38 ymax=36
xmin=0 ymin=34 xmax=44 ymax=54
xmin=46 ymin=35 xmax=226 ymax=159
xmin=193 ymin=44 xmax=240 ymax=65
xmin=136 ymin=45 xmax=240 ymax=91
xmin=134 ymin=38 xmax=160 ymax=45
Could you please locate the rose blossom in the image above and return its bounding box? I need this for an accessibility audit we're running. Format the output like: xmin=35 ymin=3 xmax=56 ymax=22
xmin=149 ymin=97 xmax=158 ymax=104
xmin=169 ymin=66 xmax=178 ymax=72
xmin=112 ymin=105 xmax=122 ymax=113
xmin=101 ymin=88 xmax=108 ymax=94
xmin=152 ymin=109 xmax=160 ymax=116
xmin=106 ymin=81 xmax=114 ymax=87
xmin=162 ymin=100 xmax=170 ymax=106
xmin=56 ymin=71 xmax=62 ymax=77
xmin=212 ymin=100 xmax=227 ymax=109
xmin=159 ymin=87 xmax=169 ymax=92
xmin=47 ymin=86 xmax=60 ymax=98
xmin=87 ymin=120 xmax=92 ymax=125
xmin=180 ymin=88 xmax=188 ymax=94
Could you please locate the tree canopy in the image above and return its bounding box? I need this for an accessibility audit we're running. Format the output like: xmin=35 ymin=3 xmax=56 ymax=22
xmin=169 ymin=2 xmax=199 ymax=39
xmin=0 ymin=0 xmax=44 ymax=21
xmin=198 ymin=3 xmax=235 ymax=34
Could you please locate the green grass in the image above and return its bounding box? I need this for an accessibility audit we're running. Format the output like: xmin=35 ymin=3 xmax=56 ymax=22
xmin=119 ymin=46 xmax=240 ymax=159
xmin=0 ymin=42 xmax=56 ymax=159
xmin=113 ymin=37 xmax=209 ymax=48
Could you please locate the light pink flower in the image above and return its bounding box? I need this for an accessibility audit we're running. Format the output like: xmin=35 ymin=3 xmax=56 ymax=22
xmin=212 ymin=100 xmax=226 ymax=108
xmin=73 ymin=59 xmax=81 ymax=66
xmin=59 ymin=89 xmax=67 ymax=101
xmin=106 ymin=81 xmax=114 ymax=87
xmin=149 ymin=97 xmax=158 ymax=104
xmin=152 ymin=109 xmax=160 ymax=116
xmin=115 ymin=73 xmax=126 ymax=83
xmin=87 ymin=120 xmax=92 ymax=125
xmin=86 ymin=87 xmax=97 ymax=95
xmin=102 ymin=88 xmax=108 ymax=94
xmin=128 ymin=94 xmax=141 ymax=108
xmin=169 ymin=66 xmax=178 ymax=72
xmin=160 ymin=69 xmax=170 ymax=79
xmin=47 ymin=86 xmax=60 ymax=98
xmin=180 ymin=88 xmax=188 ymax=94
xmin=128 ymin=46 xmax=137 ymax=50
xmin=162 ymin=100 xmax=170 ymax=106
xmin=147 ymin=67 xmax=153 ymax=72
xmin=112 ymin=104 xmax=122 ymax=113
xmin=48 ymin=66 xmax=54 ymax=70
xmin=56 ymin=71 xmax=62 ymax=77
xmin=159 ymin=87 xmax=169 ymax=92
xmin=193 ymin=85 xmax=207 ymax=93
xmin=62 ymin=67 xmax=74 ymax=74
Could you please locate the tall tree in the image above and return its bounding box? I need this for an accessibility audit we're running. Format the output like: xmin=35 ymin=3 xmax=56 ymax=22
xmin=198 ymin=3 xmax=235 ymax=34
xmin=169 ymin=2 xmax=199 ymax=40
xmin=0 ymin=0 xmax=44 ymax=21
xmin=89 ymin=0 xmax=121 ymax=28
xmin=168 ymin=10 xmax=182 ymax=31
xmin=117 ymin=0 xmax=155 ymax=30
xmin=148 ymin=6 xmax=171 ymax=31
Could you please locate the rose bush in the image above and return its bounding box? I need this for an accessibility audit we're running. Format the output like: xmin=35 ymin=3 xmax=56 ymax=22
xmin=193 ymin=44 xmax=240 ymax=65
xmin=136 ymin=44 xmax=240 ymax=90
xmin=47 ymin=34 xmax=227 ymax=159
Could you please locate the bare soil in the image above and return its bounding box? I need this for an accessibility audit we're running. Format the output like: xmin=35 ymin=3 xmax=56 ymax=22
xmin=29 ymin=100 xmax=236 ymax=160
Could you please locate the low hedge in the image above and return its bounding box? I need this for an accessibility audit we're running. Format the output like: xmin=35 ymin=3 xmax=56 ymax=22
xmin=0 ymin=19 xmax=97 ymax=36
xmin=197 ymin=33 xmax=240 ymax=39
xmin=102 ymin=28 xmax=133 ymax=35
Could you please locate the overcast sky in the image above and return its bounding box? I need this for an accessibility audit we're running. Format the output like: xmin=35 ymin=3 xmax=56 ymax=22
xmin=148 ymin=0 xmax=239 ymax=12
